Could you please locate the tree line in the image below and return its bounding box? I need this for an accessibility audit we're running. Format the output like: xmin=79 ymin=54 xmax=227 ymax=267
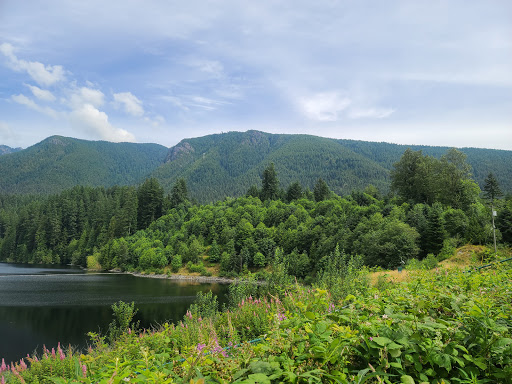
xmin=0 ymin=148 xmax=510 ymax=276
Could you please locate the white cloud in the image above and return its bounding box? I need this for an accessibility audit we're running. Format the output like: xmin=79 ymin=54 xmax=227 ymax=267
xmin=70 ymin=104 xmax=135 ymax=142
xmin=144 ymin=115 xmax=165 ymax=127
xmin=348 ymin=108 xmax=395 ymax=119
xmin=11 ymin=94 xmax=58 ymax=118
xmin=113 ymin=92 xmax=144 ymax=116
xmin=0 ymin=121 xmax=14 ymax=140
xmin=0 ymin=43 xmax=66 ymax=86
xmin=69 ymin=87 xmax=105 ymax=109
xmin=26 ymin=84 xmax=56 ymax=102
xmin=299 ymin=92 xmax=351 ymax=121
xmin=189 ymin=59 xmax=224 ymax=78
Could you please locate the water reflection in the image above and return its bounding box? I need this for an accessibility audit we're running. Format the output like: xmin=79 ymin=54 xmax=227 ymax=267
xmin=0 ymin=263 xmax=228 ymax=363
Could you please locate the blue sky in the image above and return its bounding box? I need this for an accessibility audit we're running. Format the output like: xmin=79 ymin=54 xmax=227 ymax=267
xmin=1 ymin=1 xmax=511 ymax=150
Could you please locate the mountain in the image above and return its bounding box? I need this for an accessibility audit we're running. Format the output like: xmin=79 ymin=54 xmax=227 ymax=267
xmin=1 ymin=131 xmax=510 ymax=200
xmin=0 ymin=145 xmax=22 ymax=155
xmin=0 ymin=136 xmax=168 ymax=194
xmin=152 ymin=130 xmax=512 ymax=202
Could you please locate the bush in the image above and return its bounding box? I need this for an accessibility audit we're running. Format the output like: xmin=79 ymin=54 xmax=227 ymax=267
xmin=108 ymin=301 xmax=139 ymax=342
xmin=422 ymin=253 xmax=438 ymax=269
xmin=171 ymin=254 xmax=182 ymax=272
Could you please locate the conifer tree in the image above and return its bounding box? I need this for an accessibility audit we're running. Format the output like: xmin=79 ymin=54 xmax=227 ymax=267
xmin=261 ymin=163 xmax=279 ymax=201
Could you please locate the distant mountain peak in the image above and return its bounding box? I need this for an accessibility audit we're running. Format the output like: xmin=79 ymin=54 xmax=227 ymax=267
xmin=0 ymin=144 xmax=23 ymax=155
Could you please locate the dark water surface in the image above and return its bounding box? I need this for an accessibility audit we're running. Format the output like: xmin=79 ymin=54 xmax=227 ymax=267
xmin=0 ymin=263 xmax=228 ymax=363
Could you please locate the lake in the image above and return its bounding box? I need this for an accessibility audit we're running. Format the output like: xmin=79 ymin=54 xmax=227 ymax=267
xmin=0 ymin=263 xmax=229 ymax=364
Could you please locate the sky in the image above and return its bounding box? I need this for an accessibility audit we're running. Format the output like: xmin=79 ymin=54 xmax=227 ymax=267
xmin=1 ymin=1 xmax=511 ymax=150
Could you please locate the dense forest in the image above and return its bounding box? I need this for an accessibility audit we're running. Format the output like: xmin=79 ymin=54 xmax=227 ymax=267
xmin=1 ymin=131 xmax=511 ymax=201
xmin=0 ymin=136 xmax=168 ymax=194
xmin=1 ymin=147 xmax=510 ymax=277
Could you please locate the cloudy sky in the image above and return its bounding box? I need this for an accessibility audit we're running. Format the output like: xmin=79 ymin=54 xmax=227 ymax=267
xmin=1 ymin=1 xmax=511 ymax=150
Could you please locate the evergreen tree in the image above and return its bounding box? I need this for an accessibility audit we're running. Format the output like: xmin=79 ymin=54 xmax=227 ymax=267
xmin=313 ymin=178 xmax=330 ymax=202
xmin=483 ymin=172 xmax=502 ymax=204
xmin=246 ymin=185 xmax=260 ymax=199
xmin=261 ymin=163 xmax=279 ymax=201
xmin=169 ymin=178 xmax=188 ymax=208
xmin=286 ymin=181 xmax=303 ymax=202
xmin=424 ymin=203 xmax=445 ymax=256
xmin=137 ymin=178 xmax=164 ymax=229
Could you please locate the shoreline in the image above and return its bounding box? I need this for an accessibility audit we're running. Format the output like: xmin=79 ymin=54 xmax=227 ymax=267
xmin=120 ymin=270 xmax=236 ymax=284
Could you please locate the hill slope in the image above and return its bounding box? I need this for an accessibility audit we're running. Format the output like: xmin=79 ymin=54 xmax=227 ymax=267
xmin=0 ymin=136 xmax=168 ymax=194
xmin=0 ymin=145 xmax=22 ymax=155
xmin=152 ymin=130 xmax=512 ymax=202
xmin=1 ymin=131 xmax=511 ymax=199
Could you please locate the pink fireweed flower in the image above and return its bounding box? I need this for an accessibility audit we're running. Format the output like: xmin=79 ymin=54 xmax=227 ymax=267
xmin=59 ymin=349 xmax=65 ymax=361
xmin=82 ymin=364 xmax=87 ymax=377
xmin=1 ymin=375 xmax=4 ymax=384
xmin=128 ymin=328 xmax=131 ymax=335
xmin=19 ymin=359 xmax=27 ymax=371
xmin=186 ymin=310 xmax=193 ymax=320
xmin=196 ymin=343 xmax=206 ymax=353
xmin=51 ymin=348 xmax=56 ymax=358
xmin=1 ymin=358 xmax=6 ymax=372
xmin=369 ymin=337 xmax=373 ymax=341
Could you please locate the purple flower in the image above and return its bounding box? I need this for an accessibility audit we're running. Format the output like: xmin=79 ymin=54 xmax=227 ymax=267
xmin=1 ymin=374 xmax=4 ymax=384
xmin=82 ymin=364 xmax=87 ymax=377
xmin=1 ymin=358 xmax=6 ymax=372
xmin=196 ymin=343 xmax=206 ymax=353
xmin=369 ymin=337 xmax=373 ymax=341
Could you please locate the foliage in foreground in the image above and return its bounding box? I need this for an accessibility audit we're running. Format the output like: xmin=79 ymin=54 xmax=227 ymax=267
xmin=3 ymin=262 xmax=512 ymax=383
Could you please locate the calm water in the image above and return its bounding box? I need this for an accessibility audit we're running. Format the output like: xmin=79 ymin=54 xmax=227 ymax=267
xmin=0 ymin=263 xmax=228 ymax=363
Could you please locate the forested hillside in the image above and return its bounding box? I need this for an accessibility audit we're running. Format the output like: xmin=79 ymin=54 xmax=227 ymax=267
xmin=2 ymin=148 xmax=511 ymax=276
xmin=1 ymin=131 xmax=511 ymax=200
xmin=154 ymin=131 xmax=512 ymax=202
xmin=0 ymin=136 xmax=168 ymax=194
xmin=0 ymin=145 xmax=22 ymax=155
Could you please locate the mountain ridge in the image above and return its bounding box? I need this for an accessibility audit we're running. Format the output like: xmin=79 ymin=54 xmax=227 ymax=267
xmin=0 ymin=144 xmax=23 ymax=155
xmin=1 ymin=131 xmax=511 ymax=199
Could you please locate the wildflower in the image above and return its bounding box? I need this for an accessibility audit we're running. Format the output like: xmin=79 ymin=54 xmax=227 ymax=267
xmin=19 ymin=359 xmax=27 ymax=371
xmin=197 ymin=343 xmax=206 ymax=353
xmin=369 ymin=337 xmax=373 ymax=341
xmin=186 ymin=310 xmax=193 ymax=320
xmin=382 ymin=314 xmax=388 ymax=319
xmin=1 ymin=375 xmax=4 ymax=384
xmin=82 ymin=364 xmax=87 ymax=377
xmin=59 ymin=349 xmax=65 ymax=361
xmin=52 ymin=348 xmax=56 ymax=358
xmin=1 ymin=358 xmax=6 ymax=372
xmin=128 ymin=328 xmax=131 ymax=335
